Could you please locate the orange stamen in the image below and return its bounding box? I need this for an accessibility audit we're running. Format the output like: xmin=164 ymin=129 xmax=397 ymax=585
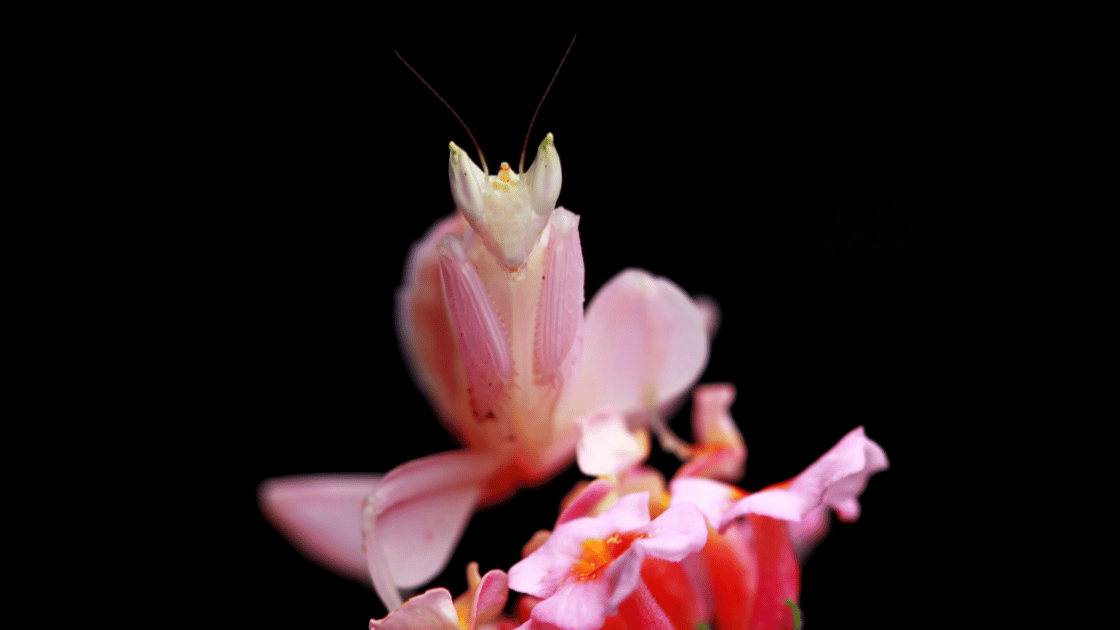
xmin=570 ymin=532 xmax=649 ymax=581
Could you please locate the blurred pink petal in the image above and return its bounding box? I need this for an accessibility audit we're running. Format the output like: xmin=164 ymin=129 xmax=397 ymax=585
xmin=362 ymin=450 xmax=506 ymax=611
xmin=465 ymin=566 xmax=509 ymax=629
xmin=556 ymin=478 xmax=616 ymax=526
xmin=530 ymin=579 xmax=612 ymax=630
xmin=257 ymin=474 xmax=382 ymax=583
xmin=674 ymin=383 xmax=746 ymax=481
xmin=368 ymin=588 xmax=460 ymax=630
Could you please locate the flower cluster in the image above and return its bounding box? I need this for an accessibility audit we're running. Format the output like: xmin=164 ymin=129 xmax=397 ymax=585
xmin=259 ymin=135 xmax=888 ymax=629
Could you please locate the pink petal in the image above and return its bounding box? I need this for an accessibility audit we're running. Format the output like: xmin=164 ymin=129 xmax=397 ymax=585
xmin=675 ymin=447 xmax=746 ymax=483
xmin=368 ymin=588 xmax=460 ymax=630
xmin=674 ymin=384 xmax=746 ymax=481
xmin=787 ymin=503 xmax=831 ymax=562
xmin=615 ymin=466 xmax=669 ymax=509
xmin=585 ymin=491 xmax=654 ymax=536
xmin=719 ymin=486 xmax=816 ymax=524
xmin=396 ymin=213 xmax=475 ymax=445
xmin=602 ymin=546 xmax=645 ymax=613
xmin=632 ymin=502 xmax=709 ymax=564
xmin=576 ymin=407 xmax=649 ymax=478
xmin=719 ymin=426 xmax=888 ymax=532
xmin=597 ymin=502 xmax=708 ymax=614
xmin=693 ymin=294 xmax=721 ymax=338
xmin=667 ymin=476 xmax=741 ymax=528
xmin=362 ymin=450 xmax=506 ymax=610
xmin=801 ymin=426 xmax=889 ymax=522
xmin=508 ymin=493 xmax=651 ymax=599
xmin=471 ymin=569 xmax=510 ymax=628
xmin=529 ymin=578 xmax=612 ymax=630
xmin=564 ymin=269 xmax=708 ymax=420
xmin=556 ymin=478 xmax=616 ymax=526
xmin=257 ymin=474 xmax=382 ymax=583
xmin=691 ymin=384 xmax=743 ymax=450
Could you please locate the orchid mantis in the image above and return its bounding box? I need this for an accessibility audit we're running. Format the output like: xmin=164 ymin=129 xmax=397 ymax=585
xmin=257 ymin=35 xmax=902 ymax=629
xmin=259 ymin=51 xmax=722 ymax=611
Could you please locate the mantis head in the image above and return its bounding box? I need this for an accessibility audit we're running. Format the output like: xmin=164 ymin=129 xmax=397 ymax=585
xmin=448 ymin=133 xmax=562 ymax=271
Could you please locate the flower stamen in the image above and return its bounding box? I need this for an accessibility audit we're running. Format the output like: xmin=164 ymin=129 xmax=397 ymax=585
xmin=570 ymin=532 xmax=649 ymax=581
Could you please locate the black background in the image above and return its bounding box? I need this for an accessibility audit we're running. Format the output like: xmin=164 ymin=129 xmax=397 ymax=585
xmin=190 ymin=23 xmax=987 ymax=630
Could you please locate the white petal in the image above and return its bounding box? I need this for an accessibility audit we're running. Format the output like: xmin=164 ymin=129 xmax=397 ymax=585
xmin=576 ymin=407 xmax=648 ymax=478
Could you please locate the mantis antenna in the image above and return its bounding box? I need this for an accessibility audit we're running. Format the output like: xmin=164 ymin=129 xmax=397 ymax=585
xmin=394 ymin=49 xmax=489 ymax=175
xmin=519 ymin=34 xmax=577 ymax=174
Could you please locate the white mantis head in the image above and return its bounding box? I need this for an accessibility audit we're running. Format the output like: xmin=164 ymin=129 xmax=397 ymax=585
xmin=448 ymin=132 xmax=563 ymax=270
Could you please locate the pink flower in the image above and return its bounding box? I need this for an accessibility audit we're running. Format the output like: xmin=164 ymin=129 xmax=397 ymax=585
xmin=513 ymin=424 xmax=888 ymax=630
xmin=508 ymin=492 xmax=708 ymax=630
xmin=369 ymin=563 xmax=509 ymax=630
xmin=663 ymin=426 xmax=889 ymax=629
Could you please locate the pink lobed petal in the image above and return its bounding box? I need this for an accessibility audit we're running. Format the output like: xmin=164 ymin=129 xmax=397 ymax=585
xmin=719 ymin=486 xmax=818 ymax=524
xmin=690 ymin=384 xmax=744 ymax=453
xmin=674 ymin=383 xmax=746 ymax=481
xmin=801 ymin=426 xmax=889 ymax=522
xmin=511 ymin=494 xmax=707 ymax=630
xmin=257 ymin=474 xmax=382 ymax=583
xmin=632 ymin=502 xmax=709 ymax=563
xmin=363 ymin=450 xmax=506 ymax=610
xmin=615 ymin=466 xmax=671 ymax=514
xmin=529 ymin=578 xmax=612 ymax=630
xmin=369 ymin=588 xmax=461 ymax=630
xmin=471 ymin=568 xmax=510 ymax=628
xmin=508 ymin=493 xmax=651 ymax=599
xmin=668 ymin=476 xmax=741 ymax=527
xmin=556 ymin=478 xmax=616 ymax=526
xmin=719 ymin=426 xmax=888 ymax=532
